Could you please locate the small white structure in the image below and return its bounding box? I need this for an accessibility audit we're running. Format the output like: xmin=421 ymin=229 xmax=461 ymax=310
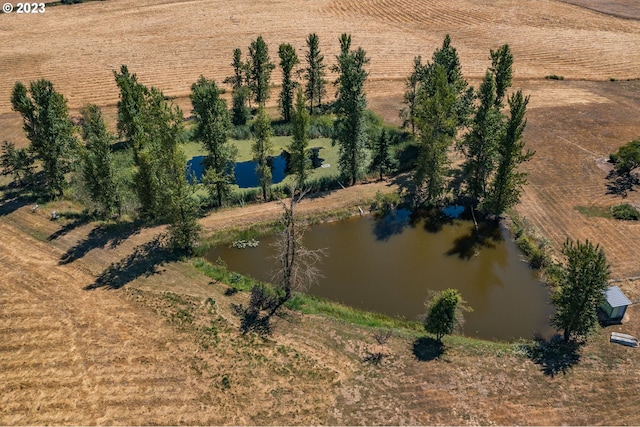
xmin=601 ymin=286 xmax=632 ymax=321
xmin=610 ymin=332 xmax=639 ymax=348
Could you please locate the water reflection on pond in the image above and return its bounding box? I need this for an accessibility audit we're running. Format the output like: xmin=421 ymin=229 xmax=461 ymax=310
xmin=207 ymin=210 xmax=554 ymax=341
xmin=187 ymin=155 xmax=286 ymax=188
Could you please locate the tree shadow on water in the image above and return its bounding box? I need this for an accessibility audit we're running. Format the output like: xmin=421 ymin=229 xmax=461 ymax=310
xmin=59 ymin=221 xmax=142 ymax=265
xmin=525 ymin=336 xmax=581 ymax=377
xmin=85 ymin=234 xmax=180 ymax=290
xmin=412 ymin=337 xmax=444 ymax=361
xmin=418 ymin=207 xmax=454 ymax=234
xmin=373 ymin=208 xmax=411 ymax=241
xmin=446 ymin=220 xmax=503 ymax=260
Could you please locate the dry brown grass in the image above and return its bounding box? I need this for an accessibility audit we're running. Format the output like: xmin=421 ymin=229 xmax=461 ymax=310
xmin=2 ymin=0 xmax=640 ymax=424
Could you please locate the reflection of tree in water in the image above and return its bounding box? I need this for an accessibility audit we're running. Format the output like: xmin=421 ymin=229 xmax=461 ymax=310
xmin=446 ymin=219 xmax=503 ymax=260
xmin=372 ymin=208 xmax=412 ymax=241
xmin=446 ymin=220 xmax=509 ymax=305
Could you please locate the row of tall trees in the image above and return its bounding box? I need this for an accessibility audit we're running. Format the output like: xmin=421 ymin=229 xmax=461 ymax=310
xmin=404 ymin=36 xmax=534 ymax=216
xmin=3 ymin=35 xmax=534 ymax=248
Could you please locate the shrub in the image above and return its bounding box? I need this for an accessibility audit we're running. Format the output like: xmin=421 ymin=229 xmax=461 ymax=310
xmin=232 ymin=125 xmax=252 ymax=140
xmin=515 ymin=234 xmax=550 ymax=269
xmin=272 ymin=122 xmax=292 ymax=137
xmin=611 ymin=203 xmax=640 ymax=221
xmin=545 ymin=75 xmax=564 ymax=80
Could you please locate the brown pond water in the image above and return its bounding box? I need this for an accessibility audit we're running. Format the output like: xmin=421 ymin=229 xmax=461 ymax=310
xmin=207 ymin=210 xmax=555 ymax=341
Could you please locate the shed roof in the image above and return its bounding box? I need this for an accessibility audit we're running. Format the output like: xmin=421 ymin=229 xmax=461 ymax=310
xmin=604 ymin=286 xmax=632 ymax=308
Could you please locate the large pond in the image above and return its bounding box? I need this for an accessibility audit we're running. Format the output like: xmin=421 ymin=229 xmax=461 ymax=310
xmin=187 ymin=155 xmax=286 ymax=188
xmin=207 ymin=210 xmax=555 ymax=341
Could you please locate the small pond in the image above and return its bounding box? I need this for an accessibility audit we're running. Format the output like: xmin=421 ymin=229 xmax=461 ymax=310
xmin=207 ymin=210 xmax=555 ymax=341
xmin=187 ymin=155 xmax=287 ymax=188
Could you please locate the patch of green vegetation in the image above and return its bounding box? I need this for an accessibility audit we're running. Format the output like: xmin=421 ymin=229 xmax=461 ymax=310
xmin=192 ymin=257 xmax=256 ymax=292
xmin=575 ymin=205 xmax=612 ymax=219
xmin=545 ymin=74 xmax=564 ymax=80
xmin=286 ymin=293 xmax=423 ymax=331
xmin=611 ymin=203 xmax=640 ymax=221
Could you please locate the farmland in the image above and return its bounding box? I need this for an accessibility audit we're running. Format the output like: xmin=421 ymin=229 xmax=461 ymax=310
xmin=2 ymin=0 xmax=640 ymax=424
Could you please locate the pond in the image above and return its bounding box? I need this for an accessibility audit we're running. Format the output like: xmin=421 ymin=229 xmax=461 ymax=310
xmin=206 ymin=210 xmax=555 ymax=341
xmin=187 ymin=154 xmax=287 ymax=188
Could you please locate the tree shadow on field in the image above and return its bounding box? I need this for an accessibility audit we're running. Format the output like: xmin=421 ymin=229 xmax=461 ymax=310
xmin=0 ymin=195 xmax=31 ymax=217
xmin=47 ymin=212 xmax=92 ymax=241
xmin=606 ymin=170 xmax=639 ymax=198
xmin=526 ymin=336 xmax=581 ymax=377
xmin=85 ymin=234 xmax=180 ymax=290
xmin=412 ymin=337 xmax=444 ymax=361
xmin=58 ymin=221 xmax=142 ymax=265
xmin=446 ymin=220 xmax=503 ymax=260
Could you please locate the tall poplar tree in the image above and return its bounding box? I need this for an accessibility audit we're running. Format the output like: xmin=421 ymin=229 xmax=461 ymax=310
xmin=304 ymin=33 xmax=327 ymax=115
xmin=413 ymin=64 xmax=458 ymax=205
xmin=332 ymin=33 xmax=370 ymax=186
xmin=289 ymin=88 xmax=311 ymax=187
xmin=278 ymin=43 xmax=300 ymax=122
xmin=252 ymin=107 xmax=274 ymax=201
xmin=80 ymin=104 xmax=121 ymax=217
xmin=248 ymin=36 xmax=275 ymax=107
xmin=490 ymin=44 xmax=514 ymax=108
xmin=461 ymin=71 xmax=503 ymax=206
xmin=400 ymin=56 xmax=425 ymax=135
xmin=190 ymin=76 xmax=237 ymax=207
xmin=11 ymin=79 xmax=77 ymax=197
xmin=113 ymin=65 xmax=147 ymax=148
xmin=484 ymin=90 xmax=534 ymax=216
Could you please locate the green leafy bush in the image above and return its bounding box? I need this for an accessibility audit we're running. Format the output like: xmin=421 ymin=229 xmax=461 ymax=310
xmin=611 ymin=203 xmax=640 ymax=221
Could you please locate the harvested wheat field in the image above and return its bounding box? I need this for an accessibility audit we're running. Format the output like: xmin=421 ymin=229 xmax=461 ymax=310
xmin=2 ymin=0 xmax=640 ymax=425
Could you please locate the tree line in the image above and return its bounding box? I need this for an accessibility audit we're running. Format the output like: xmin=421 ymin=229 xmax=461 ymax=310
xmin=1 ymin=34 xmax=536 ymax=251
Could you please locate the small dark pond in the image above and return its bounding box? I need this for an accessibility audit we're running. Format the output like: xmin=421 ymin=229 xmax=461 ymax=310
xmin=187 ymin=155 xmax=286 ymax=188
xmin=207 ymin=210 xmax=555 ymax=341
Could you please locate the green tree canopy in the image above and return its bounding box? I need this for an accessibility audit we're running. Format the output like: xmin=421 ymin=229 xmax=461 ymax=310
xmin=0 ymin=141 xmax=34 ymax=187
xmin=248 ymin=36 xmax=275 ymax=107
xmin=484 ymin=90 xmax=534 ymax=216
xmin=413 ymin=64 xmax=458 ymax=205
xmin=424 ymin=288 xmax=469 ymax=343
xmin=304 ymin=33 xmax=327 ymax=115
xmin=278 ymin=43 xmax=300 ymax=123
xmin=79 ymin=104 xmax=121 ymax=218
xmin=190 ymin=76 xmax=238 ymax=207
xmin=11 ymin=79 xmax=78 ymax=197
xmin=332 ymin=33 xmax=370 ymax=186
xmin=611 ymin=139 xmax=640 ymax=174
xmin=289 ymin=88 xmax=311 ymax=187
xmin=252 ymin=106 xmax=274 ymax=201
xmin=490 ymin=44 xmax=514 ymax=108
xmin=461 ymin=70 xmax=503 ymax=205
xmin=369 ymin=129 xmax=395 ymax=181
xmin=551 ymin=239 xmax=610 ymax=342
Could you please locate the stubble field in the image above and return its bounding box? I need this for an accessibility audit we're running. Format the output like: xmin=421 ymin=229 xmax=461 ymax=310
xmin=2 ymin=0 xmax=640 ymax=424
